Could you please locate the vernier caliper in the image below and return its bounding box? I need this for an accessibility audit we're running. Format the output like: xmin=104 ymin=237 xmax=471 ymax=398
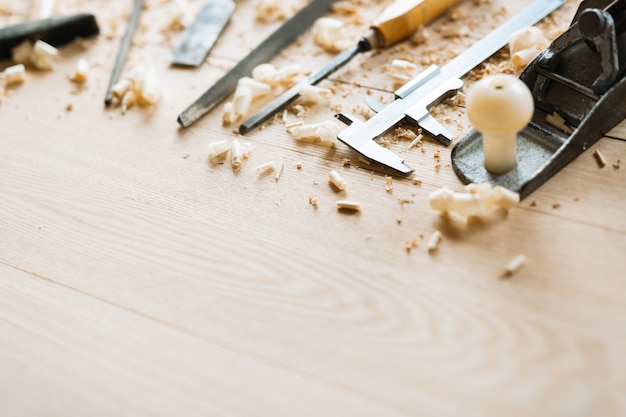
xmin=335 ymin=0 xmax=566 ymax=175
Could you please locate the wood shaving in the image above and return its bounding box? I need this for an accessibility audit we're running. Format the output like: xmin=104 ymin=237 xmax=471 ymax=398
xmin=546 ymin=112 xmax=574 ymax=134
xmin=336 ymin=200 xmax=360 ymax=211
xmin=398 ymin=197 xmax=415 ymax=205
xmin=254 ymin=0 xmax=288 ymax=23
xmin=509 ymin=26 xmax=548 ymax=68
xmin=406 ymin=134 xmax=424 ymax=151
xmin=429 ymin=184 xmax=519 ymax=215
xmin=2 ymin=64 xmax=26 ymax=85
xmin=504 ymin=254 xmax=528 ymax=277
xmin=299 ymin=84 xmax=332 ymax=104
xmin=385 ymin=176 xmax=393 ymax=193
xmin=208 ymin=140 xmax=230 ymax=164
xmin=427 ymin=230 xmax=443 ymax=252
xmin=312 ymin=17 xmax=354 ymax=53
xmin=330 ymin=2 xmax=357 ymax=15
xmin=405 ymin=237 xmax=418 ymax=252
xmin=287 ymin=121 xmax=339 ymax=147
xmin=328 ymin=170 xmax=346 ymax=191
xmin=68 ymin=58 xmax=89 ymax=83
xmin=308 ymin=196 xmax=318 ymax=208
xmin=593 ymin=148 xmax=607 ymax=168
xmin=256 ymin=161 xmax=275 ymax=176
xmin=274 ymin=162 xmax=285 ymax=182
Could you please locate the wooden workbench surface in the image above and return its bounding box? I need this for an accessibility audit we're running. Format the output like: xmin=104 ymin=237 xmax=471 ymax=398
xmin=1 ymin=0 xmax=625 ymax=415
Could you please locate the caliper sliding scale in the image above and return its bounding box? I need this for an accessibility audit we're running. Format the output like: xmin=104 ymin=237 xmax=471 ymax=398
xmin=335 ymin=0 xmax=566 ymax=175
xmin=452 ymin=0 xmax=626 ymax=199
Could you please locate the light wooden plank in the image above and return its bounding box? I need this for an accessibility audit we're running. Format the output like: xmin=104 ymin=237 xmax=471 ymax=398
xmin=0 ymin=263 xmax=412 ymax=417
xmin=2 ymin=0 xmax=625 ymax=416
xmin=1 ymin=136 xmax=625 ymax=416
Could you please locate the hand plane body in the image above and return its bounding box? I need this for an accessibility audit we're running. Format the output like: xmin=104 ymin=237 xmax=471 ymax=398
xmin=452 ymin=0 xmax=626 ymax=199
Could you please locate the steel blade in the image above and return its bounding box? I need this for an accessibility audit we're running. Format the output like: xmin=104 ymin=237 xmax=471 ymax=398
xmin=239 ymin=40 xmax=369 ymax=135
xmin=177 ymin=0 xmax=340 ymax=128
xmin=104 ymin=0 xmax=143 ymax=106
xmin=170 ymin=0 xmax=235 ymax=67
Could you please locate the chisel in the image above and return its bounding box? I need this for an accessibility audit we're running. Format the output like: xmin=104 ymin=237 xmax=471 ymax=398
xmin=170 ymin=0 xmax=235 ymax=67
xmin=104 ymin=0 xmax=143 ymax=106
xmin=177 ymin=0 xmax=340 ymax=128
xmin=239 ymin=0 xmax=462 ymax=135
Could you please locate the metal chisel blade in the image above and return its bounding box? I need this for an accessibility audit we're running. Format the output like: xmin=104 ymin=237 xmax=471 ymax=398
xmin=170 ymin=0 xmax=235 ymax=67
xmin=177 ymin=0 xmax=340 ymax=128
xmin=239 ymin=41 xmax=366 ymax=135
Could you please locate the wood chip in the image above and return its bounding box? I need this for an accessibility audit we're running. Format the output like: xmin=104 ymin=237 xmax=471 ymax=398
xmin=593 ymin=148 xmax=607 ymax=168
xmin=504 ymin=254 xmax=528 ymax=277
xmin=336 ymin=200 xmax=360 ymax=211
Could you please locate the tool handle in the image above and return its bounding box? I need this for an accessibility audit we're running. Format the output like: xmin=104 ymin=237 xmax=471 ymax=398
xmin=372 ymin=0 xmax=461 ymax=48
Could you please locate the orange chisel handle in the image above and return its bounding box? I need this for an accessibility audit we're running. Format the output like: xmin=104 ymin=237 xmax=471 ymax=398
xmin=371 ymin=0 xmax=463 ymax=48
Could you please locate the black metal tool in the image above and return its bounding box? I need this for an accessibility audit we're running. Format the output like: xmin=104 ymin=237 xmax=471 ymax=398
xmin=104 ymin=0 xmax=143 ymax=106
xmin=176 ymin=0 xmax=340 ymax=128
xmin=451 ymin=0 xmax=626 ymax=200
xmin=0 ymin=13 xmax=99 ymax=61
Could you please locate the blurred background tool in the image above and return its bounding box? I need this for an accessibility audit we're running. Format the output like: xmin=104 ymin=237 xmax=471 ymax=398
xmin=238 ymin=0 xmax=462 ymax=135
xmin=104 ymin=0 xmax=143 ymax=106
xmin=170 ymin=0 xmax=235 ymax=67
xmin=0 ymin=13 xmax=99 ymax=60
xmin=177 ymin=0 xmax=340 ymax=128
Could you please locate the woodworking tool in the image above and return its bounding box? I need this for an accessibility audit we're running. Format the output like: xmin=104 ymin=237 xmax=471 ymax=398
xmin=452 ymin=0 xmax=626 ymax=200
xmin=104 ymin=0 xmax=143 ymax=106
xmin=239 ymin=0 xmax=462 ymax=135
xmin=177 ymin=0 xmax=340 ymax=128
xmin=0 ymin=13 xmax=99 ymax=61
xmin=170 ymin=0 xmax=235 ymax=67
xmin=334 ymin=0 xmax=566 ymax=175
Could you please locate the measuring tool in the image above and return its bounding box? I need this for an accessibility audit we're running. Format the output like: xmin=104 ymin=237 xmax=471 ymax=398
xmin=452 ymin=0 xmax=626 ymax=199
xmin=239 ymin=0 xmax=462 ymax=135
xmin=333 ymin=0 xmax=566 ymax=175
xmin=177 ymin=0 xmax=340 ymax=128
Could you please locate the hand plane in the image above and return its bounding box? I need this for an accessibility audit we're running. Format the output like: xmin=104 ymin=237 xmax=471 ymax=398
xmin=335 ymin=0 xmax=566 ymax=176
xmin=451 ymin=0 xmax=626 ymax=200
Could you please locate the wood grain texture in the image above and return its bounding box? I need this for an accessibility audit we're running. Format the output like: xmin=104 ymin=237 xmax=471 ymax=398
xmin=0 ymin=264 xmax=411 ymax=417
xmin=1 ymin=0 xmax=625 ymax=416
